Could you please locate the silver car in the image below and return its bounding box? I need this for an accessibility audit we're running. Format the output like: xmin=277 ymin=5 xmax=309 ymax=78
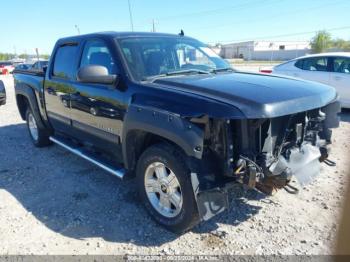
xmin=273 ymin=52 xmax=350 ymax=108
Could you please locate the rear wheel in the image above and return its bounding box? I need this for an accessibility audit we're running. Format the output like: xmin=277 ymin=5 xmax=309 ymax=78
xmin=26 ymin=109 xmax=51 ymax=147
xmin=136 ymin=143 xmax=199 ymax=233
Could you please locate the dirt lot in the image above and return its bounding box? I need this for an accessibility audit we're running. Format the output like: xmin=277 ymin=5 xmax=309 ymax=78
xmin=0 ymin=74 xmax=349 ymax=255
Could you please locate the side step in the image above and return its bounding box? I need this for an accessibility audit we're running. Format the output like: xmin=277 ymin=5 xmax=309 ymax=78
xmin=49 ymin=136 xmax=125 ymax=179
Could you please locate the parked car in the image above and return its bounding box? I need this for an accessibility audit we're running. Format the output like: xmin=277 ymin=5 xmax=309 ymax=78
xmin=13 ymin=32 xmax=340 ymax=232
xmin=31 ymin=60 xmax=48 ymax=71
xmin=272 ymin=52 xmax=350 ymax=108
xmin=0 ymin=61 xmax=14 ymax=74
xmin=0 ymin=80 xmax=6 ymax=106
xmin=15 ymin=63 xmax=32 ymax=70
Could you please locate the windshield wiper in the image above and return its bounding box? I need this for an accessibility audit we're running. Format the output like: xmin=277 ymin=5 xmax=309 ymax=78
xmin=166 ymin=69 xmax=210 ymax=76
xmin=210 ymin=67 xmax=235 ymax=73
xmin=142 ymin=69 xmax=210 ymax=82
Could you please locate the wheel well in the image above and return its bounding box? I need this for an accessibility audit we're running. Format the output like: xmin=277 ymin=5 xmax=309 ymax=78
xmin=16 ymin=94 xmax=29 ymax=120
xmin=125 ymin=130 xmax=188 ymax=174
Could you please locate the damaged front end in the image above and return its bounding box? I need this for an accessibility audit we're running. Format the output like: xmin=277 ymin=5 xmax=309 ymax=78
xmin=190 ymin=100 xmax=340 ymax=221
xmin=232 ymin=100 xmax=340 ymax=194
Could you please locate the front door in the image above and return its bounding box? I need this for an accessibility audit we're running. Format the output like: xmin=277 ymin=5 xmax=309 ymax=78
xmin=70 ymin=39 xmax=126 ymax=157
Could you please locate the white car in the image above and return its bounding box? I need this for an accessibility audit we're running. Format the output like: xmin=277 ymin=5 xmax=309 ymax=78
xmin=272 ymin=52 xmax=350 ymax=108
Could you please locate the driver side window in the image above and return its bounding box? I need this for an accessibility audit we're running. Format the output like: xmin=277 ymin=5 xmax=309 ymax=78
xmin=80 ymin=40 xmax=118 ymax=75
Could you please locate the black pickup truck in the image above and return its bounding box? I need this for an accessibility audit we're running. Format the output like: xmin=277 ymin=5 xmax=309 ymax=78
xmin=13 ymin=32 xmax=340 ymax=232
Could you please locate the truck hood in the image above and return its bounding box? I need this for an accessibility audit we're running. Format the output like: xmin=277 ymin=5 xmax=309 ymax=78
xmin=154 ymin=72 xmax=337 ymax=118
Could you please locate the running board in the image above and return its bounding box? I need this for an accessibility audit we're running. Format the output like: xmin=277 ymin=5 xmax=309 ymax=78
xmin=49 ymin=136 xmax=125 ymax=179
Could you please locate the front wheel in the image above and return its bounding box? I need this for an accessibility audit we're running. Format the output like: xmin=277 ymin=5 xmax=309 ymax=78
xmin=136 ymin=143 xmax=200 ymax=233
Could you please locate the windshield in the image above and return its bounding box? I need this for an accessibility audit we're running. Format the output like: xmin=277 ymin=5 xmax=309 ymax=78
xmin=117 ymin=36 xmax=231 ymax=81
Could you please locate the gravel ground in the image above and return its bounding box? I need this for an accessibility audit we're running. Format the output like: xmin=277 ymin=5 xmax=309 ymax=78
xmin=0 ymin=74 xmax=349 ymax=255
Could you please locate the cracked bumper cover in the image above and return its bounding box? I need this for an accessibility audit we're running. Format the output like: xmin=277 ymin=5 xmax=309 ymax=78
xmin=190 ymin=173 xmax=229 ymax=221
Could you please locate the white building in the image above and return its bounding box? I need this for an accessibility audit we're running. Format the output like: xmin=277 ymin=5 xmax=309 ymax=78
xmin=220 ymin=40 xmax=311 ymax=61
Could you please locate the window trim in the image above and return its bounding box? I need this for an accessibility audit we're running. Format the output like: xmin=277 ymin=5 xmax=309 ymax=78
xmin=50 ymin=42 xmax=79 ymax=81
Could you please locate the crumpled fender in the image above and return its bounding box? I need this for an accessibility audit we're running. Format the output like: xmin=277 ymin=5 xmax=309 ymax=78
xmin=122 ymin=103 xmax=205 ymax=169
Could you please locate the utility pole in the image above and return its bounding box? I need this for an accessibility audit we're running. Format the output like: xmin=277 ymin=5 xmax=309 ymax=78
xmin=35 ymin=48 xmax=40 ymax=62
xmin=269 ymin=42 xmax=274 ymax=62
xmin=75 ymin=25 xmax=80 ymax=35
xmin=127 ymin=0 xmax=134 ymax=31
xmin=152 ymin=19 xmax=156 ymax=32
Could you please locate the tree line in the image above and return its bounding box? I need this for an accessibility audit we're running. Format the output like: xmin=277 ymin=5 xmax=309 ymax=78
xmin=311 ymin=30 xmax=350 ymax=53
xmin=0 ymin=53 xmax=50 ymax=61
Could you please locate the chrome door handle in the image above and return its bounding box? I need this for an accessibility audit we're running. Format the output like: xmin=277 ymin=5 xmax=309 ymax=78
xmin=334 ymin=76 xmax=342 ymax=81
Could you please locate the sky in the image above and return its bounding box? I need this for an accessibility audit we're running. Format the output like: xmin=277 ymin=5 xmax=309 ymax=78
xmin=1 ymin=0 xmax=350 ymax=54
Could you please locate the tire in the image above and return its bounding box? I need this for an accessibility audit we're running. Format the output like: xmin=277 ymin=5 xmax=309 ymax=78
xmin=136 ymin=143 xmax=200 ymax=233
xmin=26 ymin=108 xmax=51 ymax=147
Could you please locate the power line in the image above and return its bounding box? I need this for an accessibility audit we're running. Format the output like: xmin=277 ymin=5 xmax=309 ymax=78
xmin=157 ymin=0 xmax=261 ymax=20
xmin=209 ymin=26 xmax=350 ymax=44
xmin=191 ymin=0 xmax=348 ymax=31
xmin=138 ymin=0 xmax=278 ymax=24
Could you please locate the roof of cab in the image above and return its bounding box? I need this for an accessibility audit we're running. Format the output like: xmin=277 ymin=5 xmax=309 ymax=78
xmin=56 ymin=31 xmax=192 ymax=44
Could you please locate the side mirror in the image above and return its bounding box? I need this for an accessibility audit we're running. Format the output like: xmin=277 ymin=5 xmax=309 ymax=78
xmin=77 ymin=65 xmax=117 ymax=85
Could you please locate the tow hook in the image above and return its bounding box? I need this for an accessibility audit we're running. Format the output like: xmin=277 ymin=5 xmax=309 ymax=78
xmin=283 ymin=183 xmax=299 ymax=194
xmin=323 ymin=159 xmax=336 ymax=166
xmin=319 ymin=146 xmax=336 ymax=167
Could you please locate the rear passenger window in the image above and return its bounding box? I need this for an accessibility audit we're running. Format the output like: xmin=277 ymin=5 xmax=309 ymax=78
xmin=301 ymin=57 xmax=328 ymax=71
xmin=53 ymin=45 xmax=78 ymax=79
xmin=333 ymin=57 xmax=350 ymax=74
xmin=80 ymin=40 xmax=117 ymax=75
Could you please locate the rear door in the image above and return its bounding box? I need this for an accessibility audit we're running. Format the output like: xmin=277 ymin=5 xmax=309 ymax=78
xmin=70 ymin=38 xmax=126 ymax=157
xmin=295 ymin=57 xmax=331 ymax=85
xmin=329 ymin=56 xmax=350 ymax=107
xmin=44 ymin=43 xmax=79 ymax=133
